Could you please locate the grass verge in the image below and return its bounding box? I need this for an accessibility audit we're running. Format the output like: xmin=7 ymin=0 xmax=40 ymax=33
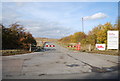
xmin=1 ymin=50 xmax=32 ymax=56
xmin=57 ymin=42 xmax=120 ymax=56
xmin=86 ymin=50 xmax=120 ymax=56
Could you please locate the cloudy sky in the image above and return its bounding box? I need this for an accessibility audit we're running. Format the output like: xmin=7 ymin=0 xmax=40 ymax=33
xmin=2 ymin=2 xmax=118 ymax=38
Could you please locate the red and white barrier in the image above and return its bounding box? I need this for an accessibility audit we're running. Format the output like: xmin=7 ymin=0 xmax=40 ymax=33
xmin=45 ymin=45 xmax=55 ymax=47
xmin=68 ymin=46 xmax=72 ymax=47
xmin=68 ymin=45 xmax=80 ymax=50
xmin=68 ymin=45 xmax=76 ymax=48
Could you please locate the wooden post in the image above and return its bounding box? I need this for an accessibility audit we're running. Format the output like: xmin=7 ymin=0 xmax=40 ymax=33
xmin=89 ymin=44 xmax=91 ymax=51
xmin=29 ymin=44 xmax=31 ymax=52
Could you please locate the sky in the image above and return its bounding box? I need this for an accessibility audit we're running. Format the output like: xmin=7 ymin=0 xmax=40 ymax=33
xmin=1 ymin=0 xmax=120 ymax=2
xmin=1 ymin=2 xmax=118 ymax=38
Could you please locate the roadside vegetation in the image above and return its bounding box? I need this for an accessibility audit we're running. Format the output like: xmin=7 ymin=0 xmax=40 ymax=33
xmin=1 ymin=23 xmax=37 ymax=56
xmin=87 ymin=50 xmax=119 ymax=56
xmin=59 ymin=22 xmax=119 ymax=45
xmin=59 ymin=18 xmax=120 ymax=56
xmin=1 ymin=50 xmax=32 ymax=56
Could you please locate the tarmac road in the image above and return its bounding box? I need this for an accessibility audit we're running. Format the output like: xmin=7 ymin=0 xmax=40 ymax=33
xmin=2 ymin=42 xmax=119 ymax=79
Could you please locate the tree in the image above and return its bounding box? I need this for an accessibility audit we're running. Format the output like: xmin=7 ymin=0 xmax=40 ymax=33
xmin=84 ymin=25 xmax=102 ymax=45
xmin=59 ymin=35 xmax=72 ymax=43
xmin=59 ymin=32 xmax=86 ymax=43
xmin=21 ymin=32 xmax=37 ymax=49
xmin=59 ymin=22 xmax=119 ymax=49
xmin=72 ymin=32 xmax=86 ymax=43
xmin=2 ymin=23 xmax=36 ymax=50
xmin=97 ymin=22 xmax=113 ymax=44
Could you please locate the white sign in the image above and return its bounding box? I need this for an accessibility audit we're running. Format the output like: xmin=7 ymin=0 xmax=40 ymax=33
xmin=96 ymin=44 xmax=106 ymax=50
xmin=107 ymin=31 xmax=119 ymax=49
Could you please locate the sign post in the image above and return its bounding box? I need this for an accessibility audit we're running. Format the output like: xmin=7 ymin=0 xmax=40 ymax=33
xmin=96 ymin=44 xmax=106 ymax=50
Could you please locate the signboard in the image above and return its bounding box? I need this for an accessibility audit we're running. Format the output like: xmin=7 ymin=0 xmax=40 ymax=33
xmin=107 ymin=31 xmax=119 ymax=49
xmin=96 ymin=44 xmax=106 ymax=50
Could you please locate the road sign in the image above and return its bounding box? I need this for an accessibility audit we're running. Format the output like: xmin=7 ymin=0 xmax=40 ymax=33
xmin=107 ymin=31 xmax=119 ymax=49
xmin=96 ymin=44 xmax=106 ymax=50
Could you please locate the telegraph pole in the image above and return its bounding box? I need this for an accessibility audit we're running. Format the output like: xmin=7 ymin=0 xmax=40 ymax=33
xmin=82 ymin=17 xmax=84 ymax=33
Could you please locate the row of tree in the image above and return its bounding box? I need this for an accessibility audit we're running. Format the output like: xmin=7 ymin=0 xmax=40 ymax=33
xmin=59 ymin=22 xmax=119 ymax=46
xmin=59 ymin=32 xmax=86 ymax=43
xmin=1 ymin=23 xmax=37 ymax=50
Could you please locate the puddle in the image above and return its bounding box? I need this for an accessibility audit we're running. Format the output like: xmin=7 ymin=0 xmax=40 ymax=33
xmin=56 ymin=61 xmax=60 ymax=63
xmin=60 ymin=56 xmax=64 ymax=59
xmin=91 ymin=66 xmax=118 ymax=73
xmin=63 ymin=62 xmax=67 ymax=64
xmin=38 ymin=74 xmax=45 ymax=76
xmin=23 ymin=65 xmax=28 ymax=67
xmin=66 ymin=64 xmax=80 ymax=67
xmin=5 ymin=75 xmax=13 ymax=77
xmin=35 ymin=65 xmax=40 ymax=67
xmin=24 ymin=58 xmax=31 ymax=61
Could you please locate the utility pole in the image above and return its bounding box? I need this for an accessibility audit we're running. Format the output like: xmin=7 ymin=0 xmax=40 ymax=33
xmin=82 ymin=17 xmax=84 ymax=33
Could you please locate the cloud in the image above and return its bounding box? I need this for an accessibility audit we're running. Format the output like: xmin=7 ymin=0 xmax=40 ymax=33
xmin=2 ymin=2 xmax=77 ymax=38
xmin=16 ymin=2 xmax=25 ymax=7
xmin=25 ymin=20 xmax=75 ymax=38
xmin=83 ymin=12 xmax=108 ymax=20
xmin=2 ymin=2 xmax=117 ymax=38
